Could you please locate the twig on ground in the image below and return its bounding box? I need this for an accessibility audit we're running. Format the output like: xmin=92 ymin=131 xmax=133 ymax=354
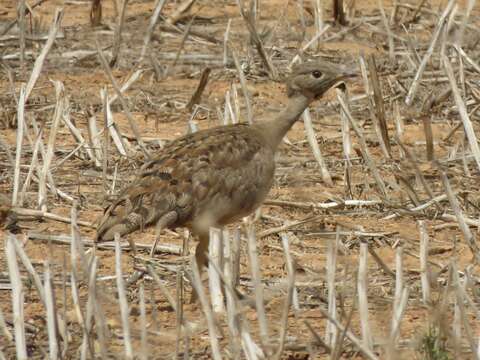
xmin=230 ymin=48 xmax=254 ymax=124
xmin=246 ymin=222 xmax=269 ymax=346
xmin=166 ymin=0 xmax=197 ymax=25
xmin=90 ymin=0 xmax=102 ymax=26
xmin=138 ymin=0 xmax=167 ymax=65
xmin=25 ymin=9 xmax=64 ymax=101
xmin=325 ymin=227 xmax=339 ymax=348
xmin=0 ymin=305 xmax=13 ymax=344
xmin=28 ymin=232 xmax=182 ymax=254
xmin=101 ymin=88 xmax=128 ymax=157
xmin=303 ymin=109 xmax=333 ymax=186
xmin=208 ymin=227 xmax=225 ymax=314
xmin=186 ymin=67 xmax=211 ymax=111
xmin=443 ymin=54 xmax=480 ymax=173
xmin=14 ymin=208 xmax=94 ymax=228
xmin=358 ymin=242 xmax=373 ymax=351
xmin=337 ymin=93 xmax=388 ymax=198
xmin=6 ymin=234 xmax=27 ymax=360
xmin=139 ymin=283 xmax=148 ymax=360
xmin=110 ymin=0 xmax=129 ymax=67
xmin=333 ymin=0 xmax=347 ymax=25
xmin=38 ymin=81 xmax=65 ymax=211
xmin=115 ymin=234 xmax=134 ymax=359
xmin=12 ymin=236 xmax=46 ymax=306
xmin=222 ymin=229 xmax=241 ymax=358
xmin=389 ymin=245 xmax=406 ymax=347
xmin=44 ymin=261 xmax=59 ymax=359
xmin=147 ymin=265 xmax=178 ymax=312
xmin=236 ymin=1 xmax=278 ymax=80
xmin=405 ymin=0 xmax=455 ymax=105
xmin=367 ymin=54 xmax=391 ymax=156
xmin=1 ymin=0 xmax=48 ymax=36
xmin=274 ymin=233 xmax=297 ymax=359
xmin=418 ymin=220 xmax=431 ymax=305
xmin=11 ymin=85 xmax=25 ymax=207
xmin=96 ymin=41 xmax=150 ymax=159
xmin=368 ymin=246 xmax=395 ymax=278
xmin=17 ymin=0 xmax=26 ymax=69
xmin=359 ymin=55 xmax=390 ymax=158
xmin=190 ymin=256 xmax=222 ymax=360
xmin=439 ymin=168 xmax=480 ymax=263
xmin=336 ymin=86 xmax=353 ymax=198
xmin=319 ymin=307 xmax=379 ymax=360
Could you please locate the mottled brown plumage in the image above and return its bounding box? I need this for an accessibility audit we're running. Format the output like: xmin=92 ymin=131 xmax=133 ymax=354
xmin=0 ymin=194 xmax=17 ymax=232
xmin=96 ymin=60 xmax=355 ymax=267
xmin=0 ymin=194 xmax=11 ymax=225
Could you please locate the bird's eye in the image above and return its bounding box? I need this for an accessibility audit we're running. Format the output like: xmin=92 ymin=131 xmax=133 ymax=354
xmin=312 ymin=70 xmax=322 ymax=78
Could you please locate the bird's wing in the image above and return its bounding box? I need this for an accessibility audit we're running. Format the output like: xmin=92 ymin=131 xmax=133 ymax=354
xmin=96 ymin=124 xmax=272 ymax=240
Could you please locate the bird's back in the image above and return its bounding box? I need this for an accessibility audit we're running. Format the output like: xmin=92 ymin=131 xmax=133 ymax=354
xmin=96 ymin=123 xmax=275 ymax=240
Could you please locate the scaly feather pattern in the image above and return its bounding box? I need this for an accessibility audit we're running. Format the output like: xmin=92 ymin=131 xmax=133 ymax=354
xmin=97 ymin=124 xmax=275 ymax=241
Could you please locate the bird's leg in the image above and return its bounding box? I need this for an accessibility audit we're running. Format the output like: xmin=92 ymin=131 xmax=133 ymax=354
xmin=195 ymin=233 xmax=210 ymax=271
xmin=149 ymin=211 xmax=178 ymax=257
xmin=190 ymin=232 xmax=209 ymax=303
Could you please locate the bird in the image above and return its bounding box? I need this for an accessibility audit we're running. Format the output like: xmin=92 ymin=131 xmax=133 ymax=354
xmin=0 ymin=194 xmax=18 ymax=233
xmin=0 ymin=194 xmax=12 ymax=226
xmin=96 ymin=60 xmax=356 ymax=272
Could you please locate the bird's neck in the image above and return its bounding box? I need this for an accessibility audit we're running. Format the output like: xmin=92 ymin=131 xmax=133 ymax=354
xmin=255 ymin=94 xmax=313 ymax=151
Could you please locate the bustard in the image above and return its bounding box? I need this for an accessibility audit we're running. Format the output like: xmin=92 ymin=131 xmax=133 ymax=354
xmin=96 ymin=60 xmax=355 ymax=270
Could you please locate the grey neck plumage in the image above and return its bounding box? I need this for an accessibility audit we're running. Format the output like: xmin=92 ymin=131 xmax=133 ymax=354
xmin=253 ymin=93 xmax=313 ymax=151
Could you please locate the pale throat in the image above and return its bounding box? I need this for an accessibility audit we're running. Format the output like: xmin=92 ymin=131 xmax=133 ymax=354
xmin=255 ymin=93 xmax=314 ymax=150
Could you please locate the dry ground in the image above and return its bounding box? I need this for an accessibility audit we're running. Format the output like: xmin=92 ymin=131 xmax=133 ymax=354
xmin=1 ymin=0 xmax=480 ymax=359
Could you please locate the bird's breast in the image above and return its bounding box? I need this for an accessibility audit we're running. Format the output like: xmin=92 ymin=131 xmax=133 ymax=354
xmin=190 ymin=147 xmax=275 ymax=228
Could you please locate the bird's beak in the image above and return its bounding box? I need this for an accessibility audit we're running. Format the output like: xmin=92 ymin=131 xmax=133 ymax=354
xmin=332 ymin=63 xmax=358 ymax=90
xmin=338 ymin=63 xmax=359 ymax=79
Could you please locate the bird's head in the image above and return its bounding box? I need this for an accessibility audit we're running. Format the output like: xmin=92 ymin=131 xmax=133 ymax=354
xmin=286 ymin=60 xmax=358 ymax=99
